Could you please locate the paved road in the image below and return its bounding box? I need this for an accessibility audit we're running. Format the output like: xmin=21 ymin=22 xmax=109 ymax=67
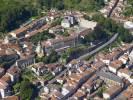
xmin=42 ymin=33 xmax=119 ymax=88
xmin=38 ymin=32 xmax=119 ymax=92
xmin=38 ymin=33 xmax=119 ymax=100
xmin=107 ymin=0 xmax=119 ymax=17
xmin=77 ymin=33 xmax=119 ymax=60
xmin=40 ymin=33 xmax=132 ymax=100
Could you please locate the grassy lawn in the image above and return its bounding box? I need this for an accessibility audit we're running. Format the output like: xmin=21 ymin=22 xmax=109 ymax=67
xmin=22 ymin=69 xmax=37 ymax=82
xmin=22 ymin=67 xmax=55 ymax=83
xmin=42 ymin=72 xmax=54 ymax=81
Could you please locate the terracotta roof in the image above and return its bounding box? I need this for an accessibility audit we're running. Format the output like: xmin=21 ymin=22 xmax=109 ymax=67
xmin=83 ymin=74 xmax=97 ymax=88
xmin=74 ymin=89 xmax=86 ymax=98
xmin=63 ymin=84 xmax=74 ymax=91
xmin=82 ymin=69 xmax=95 ymax=76
xmin=99 ymin=48 xmax=122 ymax=61
xmin=67 ymin=79 xmax=78 ymax=87
xmin=79 ymin=67 xmax=86 ymax=72
xmin=11 ymin=27 xmax=27 ymax=35
xmin=0 ymin=49 xmax=7 ymax=56
xmin=45 ymin=63 xmax=62 ymax=71
xmin=51 ymin=90 xmax=64 ymax=98
xmin=69 ymin=59 xmax=78 ymax=65
xmin=1 ymin=74 xmax=11 ymax=83
xmin=109 ymin=60 xmax=123 ymax=69
xmin=50 ymin=95 xmax=58 ymax=100
xmin=33 ymin=62 xmax=45 ymax=69
xmin=43 ymin=34 xmax=76 ymax=47
xmin=40 ymin=92 xmax=50 ymax=100
xmin=91 ymin=61 xmax=105 ymax=70
xmin=4 ymin=96 xmax=19 ymax=100
xmin=10 ymin=16 xmax=45 ymax=36
xmin=26 ymin=24 xmax=50 ymax=38
xmin=83 ymin=79 xmax=94 ymax=88
xmin=104 ymin=85 xmax=122 ymax=96
xmin=119 ymin=54 xmax=129 ymax=60
xmin=69 ymin=73 xmax=82 ymax=82
xmin=119 ymin=68 xmax=132 ymax=75
xmin=122 ymin=85 xmax=133 ymax=99
xmin=42 ymin=28 xmax=90 ymax=48
xmin=120 ymin=44 xmax=133 ymax=51
xmin=0 ymin=79 xmax=8 ymax=89
xmin=7 ymin=66 xmax=21 ymax=75
xmin=0 ymin=43 xmax=22 ymax=56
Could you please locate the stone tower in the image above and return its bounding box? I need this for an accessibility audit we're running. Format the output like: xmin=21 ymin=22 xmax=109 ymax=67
xmin=4 ymin=36 xmax=9 ymax=44
xmin=35 ymin=42 xmax=44 ymax=58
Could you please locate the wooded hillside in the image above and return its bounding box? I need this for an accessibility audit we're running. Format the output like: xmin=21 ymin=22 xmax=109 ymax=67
xmin=0 ymin=0 xmax=105 ymax=33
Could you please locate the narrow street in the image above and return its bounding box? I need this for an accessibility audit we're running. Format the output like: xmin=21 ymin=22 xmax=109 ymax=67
xmin=77 ymin=33 xmax=118 ymax=60
xmin=40 ymin=33 xmax=118 ymax=89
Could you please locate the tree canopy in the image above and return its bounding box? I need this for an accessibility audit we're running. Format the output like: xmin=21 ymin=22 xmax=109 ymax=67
xmin=30 ymin=30 xmax=55 ymax=44
xmin=0 ymin=0 xmax=106 ymax=34
xmin=0 ymin=0 xmax=41 ymax=33
xmin=124 ymin=0 xmax=133 ymax=16
xmin=20 ymin=79 xmax=33 ymax=100
xmin=91 ymin=14 xmax=133 ymax=43
xmin=43 ymin=50 xmax=60 ymax=64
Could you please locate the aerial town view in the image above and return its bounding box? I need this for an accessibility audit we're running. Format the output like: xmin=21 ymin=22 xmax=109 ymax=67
xmin=0 ymin=0 xmax=132 ymax=100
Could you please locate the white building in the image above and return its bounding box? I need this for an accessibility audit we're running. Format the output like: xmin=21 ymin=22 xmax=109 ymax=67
xmin=103 ymin=85 xmax=122 ymax=99
xmin=117 ymin=68 xmax=133 ymax=83
xmin=61 ymin=85 xmax=72 ymax=95
xmin=124 ymin=21 xmax=133 ymax=30
xmin=0 ymin=80 xmax=11 ymax=98
xmin=108 ymin=60 xmax=123 ymax=74
xmin=61 ymin=16 xmax=77 ymax=28
xmin=118 ymin=54 xmax=129 ymax=64
xmin=7 ymin=66 xmax=20 ymax=83
xmin=78 ymin=18 xmax=97 ymax=30
xmin=31 ymin=62 xmax=47 ymax=76
xmin=35 ymin=42 xmax=44 ymax=58
xmin=129 ymin=50 xmax=133 ymax=63
xmin=61 ymin=19 xmax=71 ymax=28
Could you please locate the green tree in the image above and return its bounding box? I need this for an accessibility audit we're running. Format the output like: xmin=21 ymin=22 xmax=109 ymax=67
xmin=30 ymin=30 xmax=55 ymax=44
xmin=20 ymin=80 xmax=33 ymax=100
xmin=124 ymin=0 xmax=133 ymax=16
xmin=92 ymin=14 xmax=133 ymax=43
xmin=84 ymin=25 xmax=107 ymax=42
xmin=13 ymin=83 xmax=21 ymax=93
xmin=43 ymin=50 xmax=59 ymax=64
xmin=0 ymin=0 xmax=39 ymax=33
xmin=97 ymin=85 xmax=106 ymax=97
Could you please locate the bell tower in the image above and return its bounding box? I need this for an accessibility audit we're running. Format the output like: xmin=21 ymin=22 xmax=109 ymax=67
xmin=35 ymin=41 xmax=44 ymax=58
